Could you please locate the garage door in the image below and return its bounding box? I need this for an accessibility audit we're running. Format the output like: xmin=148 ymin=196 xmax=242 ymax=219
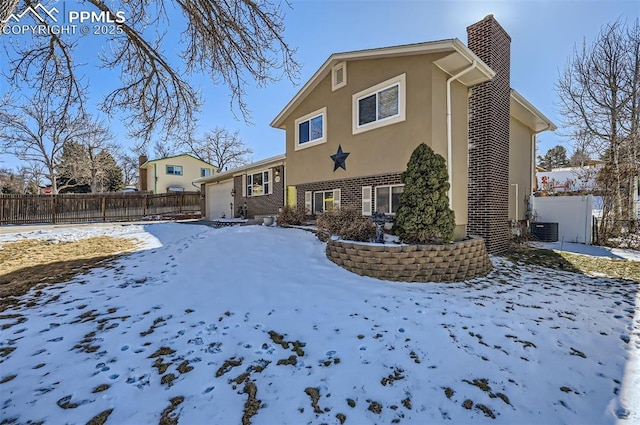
xmin=206 ymin=180 xmax=234 ymax=220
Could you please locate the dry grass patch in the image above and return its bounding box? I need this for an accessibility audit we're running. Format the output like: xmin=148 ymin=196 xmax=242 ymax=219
xmin=304 ymin=387 xmax=323 ymax=414
xmin=242 ymin=381 xmax=261 ymax=425
xmin=159 ymin=396 xmax=184 ymax=425
xmin=0 ymin=236 xmax=140 ymax=311
xmin=507 ymin=246 xmax=640 ymax=282
xmin=86 ymin=409 xmax=113 ymax=425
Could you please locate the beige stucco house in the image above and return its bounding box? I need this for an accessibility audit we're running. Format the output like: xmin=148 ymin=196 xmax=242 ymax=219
xmin=139 ymin=154 xmax=215 ymax=194
xmin=196 ymin=15 xmax=555 ymax=253
xmin=509 ymin=89 xmax=556 ymax=221
xmin=269 ymin=15 xmax=555 ymax=253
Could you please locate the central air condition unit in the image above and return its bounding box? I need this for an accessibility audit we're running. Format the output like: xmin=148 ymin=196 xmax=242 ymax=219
xmin=531 ymin=222 xmax=559 ymax=242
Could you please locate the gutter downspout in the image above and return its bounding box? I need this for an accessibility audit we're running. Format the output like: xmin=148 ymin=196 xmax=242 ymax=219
xmin=153 ymin=163 xmax=158 ymax=194
xmin=283 ymin=164 xmax=287 ymax=209
xmin=511 ymin=183 xmax=518 ymax=221
xmin=446 ymin=60 xmax=478 ymax=209
xmin=531 ymin=134 xmax=536 ymax=193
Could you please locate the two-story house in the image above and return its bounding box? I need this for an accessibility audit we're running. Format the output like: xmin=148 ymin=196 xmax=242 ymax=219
xmin=139 ymin=154 xmax=215 ymax=194
xmin=270 ymin=15 xmax=555 ymax=253
xmin=197 ymin=15 xmax=555 ymax=253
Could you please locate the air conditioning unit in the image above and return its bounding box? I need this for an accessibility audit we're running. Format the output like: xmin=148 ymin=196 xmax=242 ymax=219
xmin=531 ymin=222 xmax=559 ymax=242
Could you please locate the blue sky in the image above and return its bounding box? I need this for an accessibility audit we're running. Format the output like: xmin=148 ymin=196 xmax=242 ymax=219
xmin=1 ymin=0 xmax=639 ymax=171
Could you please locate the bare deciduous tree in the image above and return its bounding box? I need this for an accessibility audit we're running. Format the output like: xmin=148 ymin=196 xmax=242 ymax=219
xmin=179 ymin=127 xmax=253 ymax=171
xmin=0 ymin=92 xmax=113 ymax=194
xmin=84 ymin=125 xmax=119 ymax=193
xmin=2 ymin=0 xmax=300 ymax=148
xmin=57 ymin=121 xmax=119 ymax=193
xmin=0 ymin=0 xmax=20 ymax=32
xmin=118 ymin=150 xmax=141 ymax=187
xmin=557 ymin=19 xmax=640 ymax=242
xmin=153 ymin=141 xmax=178 ymax=160
xmin=568 ymin=129 xmax=596 ymax=167
xmin=18 ymin=161 xmax=45 ymax=193
xmin=0 ymin=167 xmax=25 ymax=193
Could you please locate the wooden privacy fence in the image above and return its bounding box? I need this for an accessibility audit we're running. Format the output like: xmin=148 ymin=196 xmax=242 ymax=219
xmin=0 ymin=192 xmax=202 ymax=225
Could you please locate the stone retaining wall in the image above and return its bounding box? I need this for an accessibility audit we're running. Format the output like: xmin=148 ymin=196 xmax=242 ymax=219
xmin=326 ymin=236 xmax=492 ymax=282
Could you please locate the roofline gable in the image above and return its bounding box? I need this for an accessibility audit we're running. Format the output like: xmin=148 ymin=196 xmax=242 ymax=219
xmin=140 ymin=153 xmax=217 ymax=169
xmin=510 ymin=89 xmax=557 ymax=133
xmin=193 ymin=153 xmax=286 ymax=184
xmin=270 ymin=38 xmax=495 ymax=129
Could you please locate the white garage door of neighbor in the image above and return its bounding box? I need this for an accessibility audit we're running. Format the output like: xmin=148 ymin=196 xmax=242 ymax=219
xmin=207 ymin=180 xmax=234 ymax=220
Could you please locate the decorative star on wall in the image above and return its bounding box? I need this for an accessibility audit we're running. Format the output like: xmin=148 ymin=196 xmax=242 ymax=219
xmin=330 ymin=145 xmax=350 ymax=171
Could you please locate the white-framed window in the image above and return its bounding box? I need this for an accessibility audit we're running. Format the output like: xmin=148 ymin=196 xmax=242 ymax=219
xmin=332 ymin=62 xmax=347 ymax=91
xmin=294 ymin=107 xmax=327 ymax=151
xmin=246 ymin=170 xmax=271 ymax=196
xmin=201 ymin=168 xmax=211 ymax=177
xmin=166 ymin=165 xmax=183 ymax=176
xmin=352 ymin=74 xmax=406 ymax=134
xmin=375 ymin=184 xmax=404 ymax=214
xmin=311 ymin=189 xmax=341 ymax=215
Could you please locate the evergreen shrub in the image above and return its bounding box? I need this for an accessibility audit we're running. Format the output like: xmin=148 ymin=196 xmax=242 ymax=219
xmin=392 ymin=143 xmax=455 ymax=243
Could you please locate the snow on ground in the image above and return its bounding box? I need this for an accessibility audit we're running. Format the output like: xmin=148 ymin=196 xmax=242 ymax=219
xmin=1 ymin=223 xmax=639 ymax=424
xmin=0 ymin=224 xmax=162 ymax=251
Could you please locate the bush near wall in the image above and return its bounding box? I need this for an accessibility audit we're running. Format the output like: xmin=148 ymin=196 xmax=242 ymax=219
xmin=326 ymin=236 xmax=492 ymax=283
xmin=277 ymin=205 xmax=307 ymax=226
xmin=316 ymin=207 xmax=376 ymax=242
xmin=392 ymin=143 xmax=455 ymax=244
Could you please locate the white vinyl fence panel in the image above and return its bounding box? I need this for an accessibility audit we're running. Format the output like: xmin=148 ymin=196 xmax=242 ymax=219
xmin=531 ymin=195 xmax=593 ymax=244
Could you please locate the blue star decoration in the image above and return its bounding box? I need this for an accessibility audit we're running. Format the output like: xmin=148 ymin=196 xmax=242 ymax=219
xmin=330 ymin=145 xmax=350 ymax=171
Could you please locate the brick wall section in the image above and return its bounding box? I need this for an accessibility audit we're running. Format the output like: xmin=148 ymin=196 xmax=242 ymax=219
xmin=326 ymin=237 xmax=492 ymax=282
xmin=234 ymin=166 xmax=285 ymax=218
xmin=467 ymin=15 xmax=511 ymax=254
xmin=296 ymin=173 xmax=402 ymax=212
xmin=138 ymin=155 xmax=148 ymax=191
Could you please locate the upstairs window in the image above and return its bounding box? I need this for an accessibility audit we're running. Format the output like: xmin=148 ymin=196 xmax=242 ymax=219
xmin=300 ymin=115 xmax=323 ymax=144
xmin=201 ymin=168 xmax=211 ymax=177
xmin=295 ymin=107 xmax=327 ymax=150
xmin=359 ymin=85 xmax=399 ymax=125
xmin=353 ymin=74 xmax=406 ymax=134
xmin=166 ymin=165 xmax=183 ymax=176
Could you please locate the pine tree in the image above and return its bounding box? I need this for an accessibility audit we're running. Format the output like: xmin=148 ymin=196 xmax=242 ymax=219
xmin=57 ymin=142 xmax=91 ymax=193
xmin=537 ymin=145 xmax=569 ymax=170
xmin=96 ymin=151 xmax=124 ymax=192
xmin=392 ymin=143 xmax=455 ymax=244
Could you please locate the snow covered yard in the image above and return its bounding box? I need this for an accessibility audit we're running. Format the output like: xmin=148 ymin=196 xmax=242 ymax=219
xmin=0 ymin=223 xmax=639 ymax=424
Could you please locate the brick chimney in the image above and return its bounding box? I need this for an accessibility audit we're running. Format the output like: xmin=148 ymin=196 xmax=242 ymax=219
xmin=138 ymin=155 xmax=148 ymax=191
xmin=467 ymin=15 xmax=511 ymax=254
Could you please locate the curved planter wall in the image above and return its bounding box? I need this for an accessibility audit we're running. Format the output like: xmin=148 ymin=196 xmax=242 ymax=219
xmin=326 ymin=236 xmax=492 ymax=282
